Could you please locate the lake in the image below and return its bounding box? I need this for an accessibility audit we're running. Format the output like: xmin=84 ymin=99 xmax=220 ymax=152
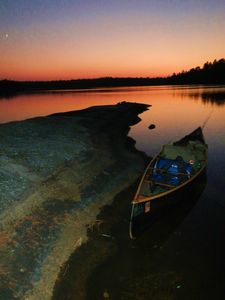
xmin=1 ymin=85 xmax=225 ymax=299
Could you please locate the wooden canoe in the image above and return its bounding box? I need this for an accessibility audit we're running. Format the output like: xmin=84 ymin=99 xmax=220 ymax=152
xmin=129 ymin=127 xmax=207 ymax=239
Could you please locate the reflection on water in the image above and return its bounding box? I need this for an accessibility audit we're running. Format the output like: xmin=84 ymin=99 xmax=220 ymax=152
xmin=175 ymin=86 xmax=225 ymax=106
xmin=130 ymin=170 xmax=208 ymax=239
xmin=85 ymin=174 xmax=207 ymax=300
xmin=53 ymin=174 xmax=207 ymax=300
xmin=192 ymin=92 xmax=225 ymax=106
xmin=1 ymin=85 xmax=225 ymax=299
xmin=1 ymin=85 xmax=225 ymax=124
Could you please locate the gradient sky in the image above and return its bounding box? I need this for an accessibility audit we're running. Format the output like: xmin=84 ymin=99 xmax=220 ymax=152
xmin=1 ymin=0 xmax=225 ymax=80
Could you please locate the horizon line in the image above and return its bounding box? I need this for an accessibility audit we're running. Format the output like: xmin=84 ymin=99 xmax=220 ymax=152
xmin=1 ymin=58 xmax=224 ymax=83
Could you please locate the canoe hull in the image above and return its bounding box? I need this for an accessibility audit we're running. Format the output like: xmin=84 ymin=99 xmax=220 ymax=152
xmin=129 ymin=127 xmax=207 ymax=239
xmin=130 ymin=170 xmax=207 ymax=238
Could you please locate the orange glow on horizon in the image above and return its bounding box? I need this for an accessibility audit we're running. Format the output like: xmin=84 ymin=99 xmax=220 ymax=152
xmin=1 ymin=2 xmax=225 ymax=81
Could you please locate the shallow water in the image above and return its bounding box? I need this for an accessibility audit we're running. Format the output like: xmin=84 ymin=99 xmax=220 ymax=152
xmin=1 ymin=85 xmax=225 ymax=299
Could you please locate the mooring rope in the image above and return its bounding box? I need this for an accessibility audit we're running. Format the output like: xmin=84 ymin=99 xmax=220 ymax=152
xmin=202 ymin=108 xmax=214 ymax=129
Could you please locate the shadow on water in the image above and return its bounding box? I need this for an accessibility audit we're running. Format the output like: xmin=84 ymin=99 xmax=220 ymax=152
xmin=187 ymin=91 xmax=225 ymax=106
xmin=53 ymin=173 xmax=207 ymax=300
xmin=86 ymin=174 xmax=207 ymax=300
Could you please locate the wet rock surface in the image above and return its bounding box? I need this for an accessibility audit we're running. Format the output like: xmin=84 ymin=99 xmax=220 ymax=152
xmin=0 ymin=102 xmax=149 ymax=299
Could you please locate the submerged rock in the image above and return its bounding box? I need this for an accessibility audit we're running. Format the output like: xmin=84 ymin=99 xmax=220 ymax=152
xmin=148 ymin=124 xmax=156 ymax=130
xmin=0 ymin=102 xmax=150 ymax=300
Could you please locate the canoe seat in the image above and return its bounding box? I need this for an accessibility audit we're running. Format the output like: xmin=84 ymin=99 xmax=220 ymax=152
xmin=144 ymin=179 xmax=174 ymax=188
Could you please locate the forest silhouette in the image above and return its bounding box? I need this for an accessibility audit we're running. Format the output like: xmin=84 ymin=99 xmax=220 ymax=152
xmin=1 ymin=58 xmax=225 ymax=97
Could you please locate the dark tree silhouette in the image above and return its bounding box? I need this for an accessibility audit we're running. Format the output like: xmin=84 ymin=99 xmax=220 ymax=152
xmin=1 ymin=58 xmax=225 ymax=97
xmin=168 ymin=58 xmax=225 ymax=84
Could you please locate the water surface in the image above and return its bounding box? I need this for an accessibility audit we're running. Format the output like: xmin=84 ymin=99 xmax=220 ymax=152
xmin=1 ymin=85 xmax=225 ymax=299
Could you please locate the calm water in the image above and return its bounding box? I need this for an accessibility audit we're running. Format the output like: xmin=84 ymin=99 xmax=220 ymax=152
xmin=1 ymin=85 xmax=225 ymax=299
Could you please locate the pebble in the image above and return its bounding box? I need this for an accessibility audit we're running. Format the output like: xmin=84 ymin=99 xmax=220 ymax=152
xmin=148 ymin=124 xmax=156 ymax=130
xmin=103 ymin=291 xmax=110 ymax=299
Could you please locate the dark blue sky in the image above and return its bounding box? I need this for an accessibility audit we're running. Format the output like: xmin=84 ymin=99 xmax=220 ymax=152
xmin=1 ymin=0 xmax=225 ymax=80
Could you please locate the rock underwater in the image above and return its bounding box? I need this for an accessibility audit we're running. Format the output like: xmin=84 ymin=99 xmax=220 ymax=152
xmin=0 ymin=102 xmax=150 ymax=300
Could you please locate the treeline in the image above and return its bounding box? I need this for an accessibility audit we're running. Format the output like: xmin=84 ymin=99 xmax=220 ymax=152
xmin=0 ymin=77 xmax=167 ymax=97
xmin=1 ymin=58 xmax=225 ymax=96
xmin=167 ymin=58 xmax=225 ymax=84
xmin=0 ymin=77 xmax=165 ymax=93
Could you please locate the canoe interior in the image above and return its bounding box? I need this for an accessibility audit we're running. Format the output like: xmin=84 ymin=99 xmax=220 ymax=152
xmin=135 ymin=127 xmax=207 ymax=203
xmin=130 ymin=127 xmax=208 ymax=239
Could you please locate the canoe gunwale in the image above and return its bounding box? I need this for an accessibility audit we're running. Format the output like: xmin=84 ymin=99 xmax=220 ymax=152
xmin=132 ymin=127 xmax=207 ymax=204
xmin=132 ymin=159 xmax=207 ymax=204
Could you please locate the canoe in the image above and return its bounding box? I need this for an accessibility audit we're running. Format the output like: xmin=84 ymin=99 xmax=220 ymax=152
xmin=129 ymin=127 xmax=207 ymax=239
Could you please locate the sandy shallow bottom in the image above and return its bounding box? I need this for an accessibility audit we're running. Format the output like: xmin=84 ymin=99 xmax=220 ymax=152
xmin=54 ymin=173 xmax=225 ymax=300
xmin=52 ymin=175 xmax=206 ymax=300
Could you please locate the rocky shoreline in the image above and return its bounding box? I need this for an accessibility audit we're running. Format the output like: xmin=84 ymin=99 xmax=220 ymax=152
xmin=0 ymin=102 xmax=150 ymax=300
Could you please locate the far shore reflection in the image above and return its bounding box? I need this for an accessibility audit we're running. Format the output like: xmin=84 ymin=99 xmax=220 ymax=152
xmin=0 ymin=85 xmax=225 ymax=125
xmin=190 ymin=92 xmax=225 ymax=106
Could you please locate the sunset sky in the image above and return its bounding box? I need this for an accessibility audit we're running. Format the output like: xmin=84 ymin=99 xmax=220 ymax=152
xmin=1 ymin=0 xmax=225 ymax=81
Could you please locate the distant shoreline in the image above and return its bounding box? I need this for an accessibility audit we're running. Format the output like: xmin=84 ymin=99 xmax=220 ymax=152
xmin=1 ymin=58 xmax=225 ymax=97
xmin=0 ymin=77 xmax=194 ymax=97
xmin=1 ymin=79 xmax=225 ymax=99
